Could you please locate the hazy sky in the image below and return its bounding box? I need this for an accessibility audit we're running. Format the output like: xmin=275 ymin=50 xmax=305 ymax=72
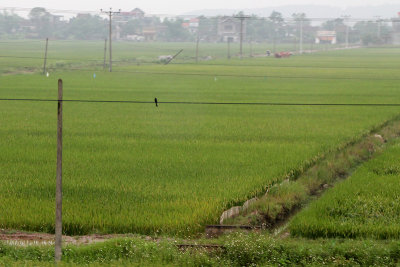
xmin=1 ymin=0 xmax=400 ymax=14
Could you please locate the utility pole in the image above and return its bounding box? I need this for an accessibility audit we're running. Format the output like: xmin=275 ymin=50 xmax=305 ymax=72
xmin=101 ymin=8 xmax=121 ymax=72
xmin=227 ymin=38 xmax=231 ymax=59
xmin=250 ymin=38 xmax=253 ymax=57
xmin=165 ymin=49 xmax=183 ymax=65
xmin=378 ymin=20 xmax=382 ymax=40
xmin=234 ymin=15 xmax=250 ymax=59
xmin=299 ymin=19 xmax=304 ymax=54
xmin=195 ymin=30 xmax=200 ymax=63
xmin=342 ymin=15 xmax=351 ymax=48
xmin=375 ymin=16 xmax=382 ymax=40
xmin=103 ymin=38 xmax=107 ymax=70
xmin=43 ymin=38 xmax=49 ymax=75
xmin=55 ymin=79 xmax=63 ymax=263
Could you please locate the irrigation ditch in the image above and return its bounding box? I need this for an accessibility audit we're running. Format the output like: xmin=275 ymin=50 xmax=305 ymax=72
xmin=208 ymin=115 xmax=400 ymax=237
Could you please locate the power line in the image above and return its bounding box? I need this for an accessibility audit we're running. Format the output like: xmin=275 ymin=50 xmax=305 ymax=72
xmin=40 ymin=67 xmax=400 ymax=81
xmin=0 ymin=55 xmax=156 ymax=64
xmin=0 ymin=55 xmax=105 ymax=61
xmin=0 ymin=98 xmax=151 ymax=104
xmin=2 ymin=54 xmax=400 ymax=71
xmin=1 ymin=98 xmax=400 ymax=107
xmin=0 ymin=40 xmax=44 ymax=44
xmin=0 ymin=6 xmax=100 ymax=15
xmin=1 ymin=63 xmax=398 ymax=81
xmin=172 ymin=62 xmax=400 ymax=70
xmin=0 ymin=6 xmax=396 ymax=22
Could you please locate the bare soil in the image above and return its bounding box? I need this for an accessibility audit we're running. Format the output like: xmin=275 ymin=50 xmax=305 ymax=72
xmin=0 ymin=229 xmax=135 ymax=245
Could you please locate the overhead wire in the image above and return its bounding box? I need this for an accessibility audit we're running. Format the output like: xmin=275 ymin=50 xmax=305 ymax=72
xmin=0 ymin=63 xmax=398 ymax=81
xmin=1 ymin=98 xmax=400 ymax=107
xmin=39 ymin=67 xmax=400 ymax=81
xmin=0 ymin=6 xmax=395 ymax=21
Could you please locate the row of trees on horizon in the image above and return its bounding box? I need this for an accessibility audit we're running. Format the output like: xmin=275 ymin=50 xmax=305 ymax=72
xmin=0 ymin=7 xmax=394 ymax=45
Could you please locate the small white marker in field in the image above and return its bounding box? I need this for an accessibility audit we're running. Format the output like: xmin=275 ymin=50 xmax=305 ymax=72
xmin=93 ymin=73 xmax=96 ymax=79
xmin=46 ymin=72 xmax=49 ymax=77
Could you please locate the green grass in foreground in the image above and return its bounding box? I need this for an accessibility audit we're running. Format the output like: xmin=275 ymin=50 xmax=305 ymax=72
xmin=1 ymin=46 xmax=400 ymax=236
xmin=291 ymin=139 xmax=400 ymax=239
xmin=2 ymin=234 xmax=400 ymax=266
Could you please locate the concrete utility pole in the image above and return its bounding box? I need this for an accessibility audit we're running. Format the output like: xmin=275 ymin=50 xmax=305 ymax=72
xmin=342 ymin=15 xmax=351 ymax=48
xmin=43 ymin=38 xmax=49 ymax=75
xmin=227 ymin=38 xmax=231 ymax=59
xmin=103 ymin=38 xmax=107 ymax=70
xmin=250 ymin=36 xmax=253 ymax=57
xmin=375 ymin=16 xmax=382 ymax=40
xmin=101 ymin=8 xmax=121 ymax=72
xmin=299 ymin=19 xmax=304 ymax=54
xmin=234 ymin=15 xmax=250 ymax=59
xmin=196 ymin=30 xmax=200 ymax=63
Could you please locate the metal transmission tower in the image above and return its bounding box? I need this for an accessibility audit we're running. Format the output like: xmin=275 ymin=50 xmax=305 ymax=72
xmin=101 ymin=8 xmax=121 ymax=72
xmin=234 ymin=15 xmax=250 ymax=59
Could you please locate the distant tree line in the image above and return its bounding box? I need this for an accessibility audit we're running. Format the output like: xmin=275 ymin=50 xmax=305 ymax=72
xmin=0 ymin=8 xmax=394 ymax=45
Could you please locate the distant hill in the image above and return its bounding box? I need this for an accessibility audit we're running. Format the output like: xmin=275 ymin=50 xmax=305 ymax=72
xmin=183 ymin=4 xmax=400 ymax=19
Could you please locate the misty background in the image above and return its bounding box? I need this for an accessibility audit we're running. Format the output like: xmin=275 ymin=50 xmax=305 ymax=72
xmin=0 ymin=4 xmax=400 ymax=47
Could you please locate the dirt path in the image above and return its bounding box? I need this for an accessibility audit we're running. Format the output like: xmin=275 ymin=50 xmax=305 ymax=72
xmin=0 ymin=229 xmax=136 ymax=246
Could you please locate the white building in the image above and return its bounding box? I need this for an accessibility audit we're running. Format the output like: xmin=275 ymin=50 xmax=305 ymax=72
xmin=315 ymin=31 xmax=337 ymax=44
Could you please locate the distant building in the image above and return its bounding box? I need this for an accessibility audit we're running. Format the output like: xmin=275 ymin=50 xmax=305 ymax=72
xmin=126 ymin=34 xmax=145 ymax=41
xmin=182 ymin=18 xmax=199 ymax=34
xmin=142 ymin=25 xmax=167 ymax=41
xmin=142 ymin=27 xmax=157 ymax=41
xmin=392 ymin=12 xmax=400 ymax=44
xmin=315 ymin=31 xmax=337 ymax=44
xmin=115 ymin=8 xmax=145 ymax=23
xmin=51 ymin=15 xmax=64 ymax=24
xmin=114 ymin=8 xmax=148 ymax=40
xmin=130 ymin=8 xmax=145 ymax=18
xmin=217 ymin=17 xmax=244 ymax=42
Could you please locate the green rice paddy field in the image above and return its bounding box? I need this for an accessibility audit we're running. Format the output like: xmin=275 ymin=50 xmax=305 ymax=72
xmin=1 ymin=41 xmax=400 ymax=236
xmin=291 ymin=139 xmax=400 ymax=239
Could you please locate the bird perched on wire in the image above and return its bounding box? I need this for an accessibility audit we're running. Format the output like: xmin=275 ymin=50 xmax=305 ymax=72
xmin=154 ymin=98 xmax=158 ymax=107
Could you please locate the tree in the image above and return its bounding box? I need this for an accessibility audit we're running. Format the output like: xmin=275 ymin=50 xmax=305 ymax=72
xmin=66 ymin=15 xmax=107 ymax=40
xmin=269 ymin=11 xmax=286 ymax=51
xmin=290 ymin=13 xmax=314 ymax=46
xmin=121 ymin=19 xmax=143 ymax=36
xmin=245 ymin=15 xmax=274 ymax=42
xmin=353 ymin=21 xmax=391 ymax=45
xmin=29 ymin=7 xmax=53 ymax=38
xmin=0 ymin=11 xmax=24 ymax=37
xmin=269 ymin=11 xmax=284 ymax=25
xmin=159 ymin=18 xmax=192 ymax=42
xmin=322 ymin=18 xmax=348 ymax=43
xmin=198 ymin=16 xmax=219 ymax=42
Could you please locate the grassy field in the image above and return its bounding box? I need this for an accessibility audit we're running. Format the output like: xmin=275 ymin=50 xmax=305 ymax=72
xmin=3 ymin=234 xmax=400 ymax=266
xmin=0 ymin=39 xmax=346 ymax=74
xmin=1 ymin=41 xmax=400 ymax=236
xmin=290 ymin=139 xmax=400 ymax=239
